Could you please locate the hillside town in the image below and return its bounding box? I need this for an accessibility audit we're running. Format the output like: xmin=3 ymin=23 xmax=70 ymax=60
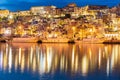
xmin=0 ymin=3 xmax=120 ymax=43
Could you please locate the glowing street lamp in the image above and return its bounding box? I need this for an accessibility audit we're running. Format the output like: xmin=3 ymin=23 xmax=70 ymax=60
xmin=8 ymin=15 xmax=13 ymax=19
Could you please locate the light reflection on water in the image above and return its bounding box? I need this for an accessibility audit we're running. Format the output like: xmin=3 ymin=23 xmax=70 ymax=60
xmin=0 ymin=43 xmax=120 ymax=80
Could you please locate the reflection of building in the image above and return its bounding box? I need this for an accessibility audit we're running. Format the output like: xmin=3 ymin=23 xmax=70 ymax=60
xmin=0 ymin=43 xmax=120 ymax=77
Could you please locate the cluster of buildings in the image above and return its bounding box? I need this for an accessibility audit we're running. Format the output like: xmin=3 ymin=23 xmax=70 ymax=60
xmin=0 ymin=3 xmax=120 ymax=40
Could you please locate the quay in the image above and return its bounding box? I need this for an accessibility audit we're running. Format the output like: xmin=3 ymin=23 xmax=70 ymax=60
xmin=103 ymin=40 xmax=120 ymax=44
xmin=0 ymin=37 xmax=103 ymax=43
xmin=1 ymin=37 xmax=120 ymax=44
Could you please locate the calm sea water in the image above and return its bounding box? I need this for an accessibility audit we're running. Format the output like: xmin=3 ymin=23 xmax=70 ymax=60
xmin=0 ymin=43 xmax=120 ymax=80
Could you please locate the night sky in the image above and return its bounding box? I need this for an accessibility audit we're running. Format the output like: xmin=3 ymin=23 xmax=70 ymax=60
xmin=0 ymin=0 xmax=120 ymax=11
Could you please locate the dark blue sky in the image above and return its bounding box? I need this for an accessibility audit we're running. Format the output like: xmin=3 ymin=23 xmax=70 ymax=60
xmin=0 ymin=0 xmax=120 ymax=11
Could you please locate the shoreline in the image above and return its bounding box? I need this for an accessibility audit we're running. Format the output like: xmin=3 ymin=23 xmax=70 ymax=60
xmin=1 ymin=37 xmax=120 ymax=44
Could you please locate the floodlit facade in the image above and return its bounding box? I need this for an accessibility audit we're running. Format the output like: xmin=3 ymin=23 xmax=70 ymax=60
xmin=30 ymin=6 xmax=56 ymax=17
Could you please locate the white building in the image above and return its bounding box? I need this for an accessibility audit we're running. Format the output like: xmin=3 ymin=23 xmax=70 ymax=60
xmin=30 ymin=6 xmax=56 ymax=16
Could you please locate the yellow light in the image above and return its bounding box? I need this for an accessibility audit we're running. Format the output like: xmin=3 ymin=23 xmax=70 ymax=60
xmin=48 ymin=34 xmax=52 ymax=38
xmin=19 ymin=26 xmax=22 ymax=29
xmin=89 ymin=29 xmax=92 ymax=32
xmin=72 ymin=27 xmax=75 ymax=31
xmin=48 ymin=15 xmax=51 ymax=18
xmin=54 ymin=34 xmax=57 ymax=37
xmin=114 ymin=27 xmax=118 ymax=31
xmin=4 ymin=30 xmax=11 ymax=34
xmin=9 ymin=15 xmax=13 ymax=19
